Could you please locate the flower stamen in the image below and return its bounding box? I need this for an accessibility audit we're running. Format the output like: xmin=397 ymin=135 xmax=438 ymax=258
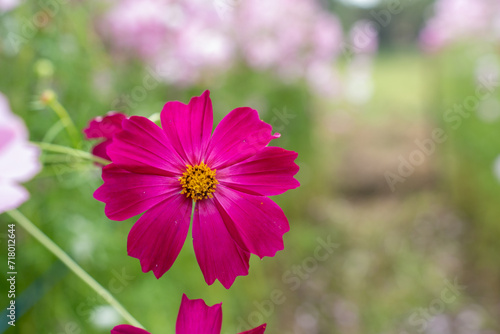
xmin=179 ymin=162 xmax=218 ymax=201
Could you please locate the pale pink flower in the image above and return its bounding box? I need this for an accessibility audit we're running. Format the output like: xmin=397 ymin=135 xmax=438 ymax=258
xmin=0 ymin=0 xmax=20 ymax=12
xmin=101 ymin=0 xmax=234 ymax=85
xmin=0 ymin=93 xmax=41 ymax=213
xmin=419 ymin=0 xmax=499 ymax=52
xmin=349 ymin=20 xmax=378 ymax=56
xmin=232 ymin=0 xmax=343 ymax=82
xmin=100 ymin=0 xmax=344 ymax=94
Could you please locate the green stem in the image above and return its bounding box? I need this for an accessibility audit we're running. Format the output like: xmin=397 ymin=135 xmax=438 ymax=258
xmin=185 ymin=200 xmax=196 ymax=257
xmin=47 ymin=99 xmax=81 ymax=148
xmin=6 ymin=210 xmax=144 ymax=329
xmin=42 ymin=119 xmax=65 ymax=144
xmin=34 ymin=165 xmax=95 ymax=180
xmin=33 ymin=142 xmax=111 ymax=166
xmin=191 ymin=200 xmax=196 ymax=225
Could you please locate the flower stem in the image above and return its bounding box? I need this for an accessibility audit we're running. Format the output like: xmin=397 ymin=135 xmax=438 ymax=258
xmin=33 ymin=142 xmax=111 ymax=166
xmin=42 ymin=119 xmax=65 ymax=144
xmin=186 ymin=200 xmax=196 ymax=257
xmin=46 ymin=98 xmax=81 ymax=149
xmin=191 ymin=200 xmax=196 ymax=225
xmin=6 ymin=210 xmax=144 ymax=329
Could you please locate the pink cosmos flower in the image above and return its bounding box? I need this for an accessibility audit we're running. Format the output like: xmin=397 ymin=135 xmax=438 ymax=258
xmin=349 ymin=20 xmax=378 ymax=56
xmin=233 ymin=0 xmax=343 ymax=82
xmin=101 ymin=0 xmax=234 ymax=85
xmin=94 ymin=91 xmax=299 ymax=288
xmin=111 ymin=294 xmax=266 ymax=334
xmin=99 ymin=0 xmax=344 ymax=93
xmin=83 ymin=112 xmax=127 ymax=161
xmin=0 ymin=93 xmax=41 ymax=213
xmin=419 ymin=0 xmax=499 ymax=52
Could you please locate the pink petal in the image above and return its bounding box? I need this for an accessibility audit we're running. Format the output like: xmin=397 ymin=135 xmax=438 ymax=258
xmin=107 ymin=116 xmax=184 ymax=176
xmin=111 ymin=325 xmax=150 ymax=334
xmin=213 ymin=186 xmax=289 ymax=258
xmin=192 ymin=199 xmax=250 ymax=289
xmin=128 ymin=196 xmax=192 ymax=278
xmin=84 ymin=112 xmax=127 ymax=139
xmin=0 ymin=181 xmax=29 ymax=214
xmin=206 ymin=107 xmax=280 ymax=170
xmin=176 ymin=294 xmax=222 ymax=334
xmin=0 ymin=126 xmax=15 ymax=151
xmin=217 ymin=146 xmax=299 ymax=196
xmin=0 ymin=138 xmax=41 ymax=182
xmin=0 ymin=0 xmax=20 ymax=13
xmin=160 ymin=90 xmax=213 ymax=165
xmin=239 ymin=324 xmax=267 ymax=334
xmin=92 ymin=140 xmax=112 ymax=161
xmin=94 ymin=164 xmax=181 ymax=221
xmin=0 ymin=94 xmax=24 ymax=131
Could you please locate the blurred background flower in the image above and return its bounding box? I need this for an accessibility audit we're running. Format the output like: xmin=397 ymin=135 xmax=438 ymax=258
xmin=99 ymin=0 xmax=346 ymax=95
xmin=419 ymin=0 xmax=500 ymax=52
xmin=0 ymin=0 xmax=19 ymax=13
xmin=0 ymin=93 xmax=40 ymax=213
xmin=100 ymin=0 xmax=234 ymax=85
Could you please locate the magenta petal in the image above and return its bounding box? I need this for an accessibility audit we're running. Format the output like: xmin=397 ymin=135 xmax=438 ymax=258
xmin=128 ymin=196 xmax=192 ymax=278
xmin=107 ymin=116 xmax=184 ymax=176
xmin=92 ymin=140 xmax=112 ymax=161
xmin=176 ymin=294 xmax=222 ymax=334
xmin=193 ymin=199 xmax=250 ymax=289
xmin=214 ymin=186 xmax=289 ymax=258
xmin=206 ymin=107 xmax=280 ymax=170
xmin=111 ymin=325 xmax=150 ymax=334
xmin=217 ymin=146 xmax=300 ymax=196
xmin=161 ymin=90 xmax=213 ymax=165
xmin=94 ymin=165 xmax=181 ymax=221
xmin=84 ymin=112 xmax=127 ymax=139
xmin=238 ymin=324 xmax=267 ymax=334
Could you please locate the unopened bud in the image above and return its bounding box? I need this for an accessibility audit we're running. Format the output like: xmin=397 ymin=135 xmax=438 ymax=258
xmin=40 ymin=90 xmax=56 ymax=105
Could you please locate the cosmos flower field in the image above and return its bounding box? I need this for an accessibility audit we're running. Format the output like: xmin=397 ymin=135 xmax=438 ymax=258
xmin=1 ymin=0 xmax=500 ymax=333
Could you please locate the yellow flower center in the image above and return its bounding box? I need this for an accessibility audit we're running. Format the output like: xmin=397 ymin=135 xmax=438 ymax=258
xmin=179 ymin=162 xmax=218 ymax=201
